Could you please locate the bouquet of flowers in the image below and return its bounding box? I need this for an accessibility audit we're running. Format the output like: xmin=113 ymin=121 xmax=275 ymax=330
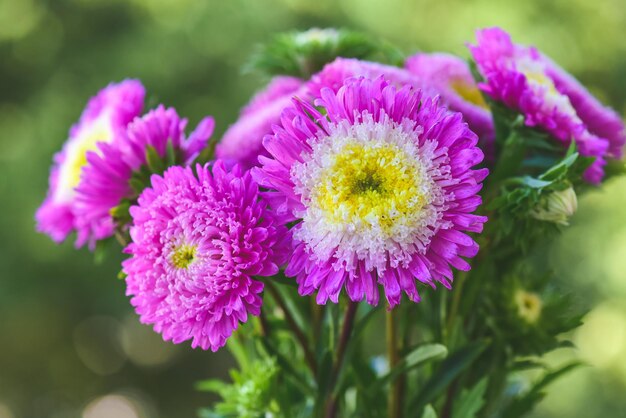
xmin=36 ymin=27 xmax=625 ymax=418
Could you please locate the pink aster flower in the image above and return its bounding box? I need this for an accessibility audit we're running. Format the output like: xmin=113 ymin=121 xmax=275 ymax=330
xmin=74 ymin=105 xmax=215 ymax=248
xmin=253 ymin=76 xmax=488 ymax=308
xmin=216 ymin=76 xmax=306 ymax=169
xmin=307 ymin=57 xmax=430 ymax=98
xmin=405 ymin=53 xmax=495 ymax=157
xmin=123 ymin=162 xmax=288 ymax=351
xmin=468 ymin=27 xmax=625 ymax=183
xmin=36 ymin=80 xmax=145 ymax=244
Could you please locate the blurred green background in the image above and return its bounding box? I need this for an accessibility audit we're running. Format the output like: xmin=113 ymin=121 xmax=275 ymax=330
xmin=1 ymin=0 xmax=625 ymax=417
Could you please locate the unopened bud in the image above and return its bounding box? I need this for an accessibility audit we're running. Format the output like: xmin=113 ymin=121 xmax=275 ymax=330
xmin=531 ymin=187 xmax=578 ymax=226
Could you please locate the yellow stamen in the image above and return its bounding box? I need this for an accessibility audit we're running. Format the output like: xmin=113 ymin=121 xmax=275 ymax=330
xmin=171 ymin=244 xmax=197 ymax=269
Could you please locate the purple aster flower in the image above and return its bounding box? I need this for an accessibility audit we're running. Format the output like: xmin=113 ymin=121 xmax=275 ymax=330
xmin=36 ymin=80 xmax=145 ymax=244
xmin=74 ymin=106 xmax=215 ymax=248
xmin=216 ymin=76 xmax=306 ymax=169
xmin=468 ymin=27 xmax=625 ymax=183
xmin=307 ymin=57 xmax=430 ymax=98
xmin=123 ymin=162 xmax=288 ymax=351
xmin=405 ymin=53 xmax=495 ymax=157
xmin=253 ymin=76 xmax=488 ymax=308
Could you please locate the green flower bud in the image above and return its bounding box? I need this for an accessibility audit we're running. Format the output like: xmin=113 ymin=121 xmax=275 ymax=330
xmin=531 ymin=187 xmax=578 ymax=226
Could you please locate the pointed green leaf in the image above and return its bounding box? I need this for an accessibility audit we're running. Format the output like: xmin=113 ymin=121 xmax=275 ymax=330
xmin=145 ymin=145 xmax=164 ymax=173
xmin=373 ymin=344 xmax=448 ymax=390
xmin=421 ymin=404 xmax=437 ymax=418
xmin=452 ymin=378 xmax=488 ymax=418
xmin=195 ymin=379 xmax=228 ymax=394
xmin=409 ymin=340 xmax=490 ymax=413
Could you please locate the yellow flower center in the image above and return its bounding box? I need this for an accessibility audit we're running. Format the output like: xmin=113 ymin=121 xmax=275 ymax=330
xmin=292 ymin=118 xmax=447 ymax=272
xmin=514 ymin=289 xmax=543 ymax=324
xmin=55 ymin=113 xmax=113 ymax=202
xmin=312 ymin=141 xmax=427 ymax=236
xmin=171 ymin=243 xmax=197 ymax=269
xmin=517 ymin=58 xmax=579 ymax=119
xmin=450 ymin=78 xmax=488 ymax=109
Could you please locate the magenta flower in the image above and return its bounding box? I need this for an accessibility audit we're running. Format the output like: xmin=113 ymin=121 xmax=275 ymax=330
xmin=36 ymin=80 xmax=145 ymax=245
xmin=123 ymin=162 xmax=288 ymax=351
xmin=468 ymin=27 xmax=625 ymax=183
xmin=216 ymin=76 xmax=306 ymax=169
xmin=74 ymin=106 xmax=214 ymax=248
xmin=253 ymin=77 xmax=488 ymax=307
xmin=307 ymin=57 xmax=429 ymax=98
xmin=405 ymin=53 xmax=494 ymax=156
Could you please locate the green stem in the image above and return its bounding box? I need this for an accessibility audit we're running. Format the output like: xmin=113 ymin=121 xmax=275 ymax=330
xmin=324 ymin=301 xmax=359 ymax=418
xmin=445 ymin=270 xmax=468 ymax=340
xmin=387 ymin=309 xmax=401 ymax=418
xmin=266 ymin=282 xmax=318 ymax=377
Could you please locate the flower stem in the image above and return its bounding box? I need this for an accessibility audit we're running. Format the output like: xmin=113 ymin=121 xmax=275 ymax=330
xmin=266 ymin=281 xmax=317 ymax=377
xmin=324 ymin=301 xmax=359 ymax=418
xmin=387 ymin=309 xmax=401 ymax=418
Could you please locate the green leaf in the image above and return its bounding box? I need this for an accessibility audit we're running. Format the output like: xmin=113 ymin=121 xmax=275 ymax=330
xmin=409 ymin=340 xmax=489 ymax=413
xmin=166 ymin=140 xmax=178 ymax=166
xmin=145 ymin=145 xmax=164 ymax=173
xmin=247 ymin=28 xmax=405 ymax=78
xmin=421 ymin=404 xmax=438 ymax=418
xmin=197 ymin=409 xmax=228 ymax=418
xmin=195 ymin=379 xmax=228 ymax=394
xmin=452 ymin=378 xmax=488 ymax=418
xmin=502 ymin=362 xmax=583 ymax=418
xmin=373 ymin=344 xmax=448 ymax=389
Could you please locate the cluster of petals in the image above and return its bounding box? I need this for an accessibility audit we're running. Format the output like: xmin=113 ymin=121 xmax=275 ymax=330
xmin=217 ymin=59 xmax=431 ymax=170
xmin=253 ymin=77 xmax=488 ymax=307
xmin=123 ymin=162 xmax=288 ymax=351
xmin=36 ymin=80 xmax=145 ymax=245
xmin=216 ymin=76 xmax=306 ymax=169
xmin=75 ymin=106 xmax=214 ymax=248
xmin=468 ymin=27 xmax=625 ymax=183
xmin=405 ymin=53 xmax=495 ymax=157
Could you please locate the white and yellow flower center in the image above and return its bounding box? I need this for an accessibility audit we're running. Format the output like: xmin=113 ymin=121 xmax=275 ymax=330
xmin=291 ymin=116 xmax=450 ymax=272
xmin=55 ymin=112 xmax=114 ymax=203
xmin=450 ymin=78 xmax=488 ymax=109
xmin=516 ymin=58 xmax=579 ymax=120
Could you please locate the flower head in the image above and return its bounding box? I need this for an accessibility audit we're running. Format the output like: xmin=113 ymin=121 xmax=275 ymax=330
xmin=253 ymin=77 xmax=488 ymax=307
xmin=468 ymin=27 xmax=625 ymax=183
xmin=36 ymin=80 xmax=145 ymax=244
xmin=530 ymin=187 xmax=578 ymax=226
xmin=405 ymin=53 xmax=494 ymax=157
xmin=514 ymin=289 xmax=543 ymax=324
xmin=75 ymin=106 xmax=214 ymax=248
xmin=216 ymin=76 xmax=305 ymax=169
xmin=123 ymin=162 xmax=288 ymax=351
xmin=307 ymin=57 xmax=429 ymax=99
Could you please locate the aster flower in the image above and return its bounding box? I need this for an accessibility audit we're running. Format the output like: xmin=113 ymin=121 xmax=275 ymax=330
xmin=253 ymin=76 xmax=488 ymax=307
xmin=74 ymin=106 xmax=214 ymax=248
xmin=216 ymin=76 xmax=306 ymax=169
xmin=36 ymin=80 xmax=145 ymax=244
xmin=405 ymin=53 xmax=494 ymax=156
xmin=307 ymin=57 xmax=430 ymax=99
xmin=468 ymin=27 xmax=625 ymax=183
xmin=123 ymin=162 xmax=288 ymax=351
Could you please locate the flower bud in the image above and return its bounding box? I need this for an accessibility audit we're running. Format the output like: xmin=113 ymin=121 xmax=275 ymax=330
xmin=514 ymin=289 xmax=543 ymax=324
xmin=531 ymin=187 xmax=578 ymax=226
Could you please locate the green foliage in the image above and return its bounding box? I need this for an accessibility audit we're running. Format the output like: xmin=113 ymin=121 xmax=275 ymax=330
xmin=198 ymin=357 xmax=282 ymax=418
xmin=452 ymin=378 xmax=488 ymax=418
xmin=247 ymin=28 xmax=405 ymax=79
